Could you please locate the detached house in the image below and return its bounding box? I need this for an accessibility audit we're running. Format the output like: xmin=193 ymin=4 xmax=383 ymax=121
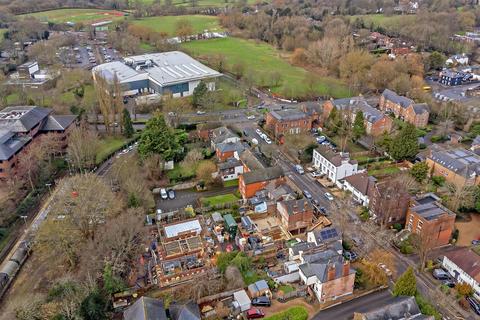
xmin=312 ymin=146 xmax=358 ymax=186
xmin=265 ymin=108 xmax=320 ymax=142
xmin=323 ymin=97 xmax=392 ymax=136
xmin=277 ymin=198 xmax=314 ymax=235
xmin=298 ymin=249 xmax=355 ymax=303
xmin=215 ymin=141 xmax=244 ymax=161
xmin=405 ymin=193 xmax=456 ymax=248
xmin=238 ymin=166 xmax=285 ymax=199
xmin=210 ymin=126 xmax=240 ymax=149
xmin=379 ymin=89 xmax=429 ymax=128
xmin=217 ymin=157 xmax=244 ymax=181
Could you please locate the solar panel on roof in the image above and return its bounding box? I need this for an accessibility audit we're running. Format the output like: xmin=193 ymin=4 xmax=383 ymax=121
xmin=320 ymin=228 xmax=338 ymax=240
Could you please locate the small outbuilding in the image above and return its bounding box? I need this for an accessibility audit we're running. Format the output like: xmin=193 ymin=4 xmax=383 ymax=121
xmin=224 ymin=214 xmax=238 ymax=238
xmin=247 ymin=279 xmax=271 ymax=298
xmin=233 ymin=290 xmax=251 ymax=312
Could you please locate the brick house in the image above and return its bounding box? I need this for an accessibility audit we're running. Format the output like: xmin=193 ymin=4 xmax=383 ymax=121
xmin=379 ymin=89 xmax=429 ymax=128
xmin=0 ymin=106 xmax=77 ymax=179
xmin=299 ymin=249 xmax=355 ymax=303
xmin=369 ymin=180 xmax=411 ymax=226
xmin=426 ymin=146 xmax=480 ymax=187
xmin=265 ymin=109 xmax=311 ymax=137
xmin=323 ymin=97 xmax=392 ymax=136
xmin=277 ymin=198 xmax=313 ymax=234
xmin=215 ymin=141 xmax=244 ymax=162
xmin=405 ymin=193 xmax=456 ymax=248
xmin=238 ymin=166 xmax=285 ymax=199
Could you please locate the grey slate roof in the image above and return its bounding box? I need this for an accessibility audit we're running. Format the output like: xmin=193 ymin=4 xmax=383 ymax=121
xmin=410 ymin=201 xmax=454 ymax=221
xmin=124 ymin=296 xmax=167 ymax=320
xmin=472 ymin=135 xmax=480 ymax=146
xmin=269 ymin=109 xmax=308 ymax=121
xmin=310 ymin=226 xmax=342 ymax=245
xmin=290 ymin=241 xmax=317 ymax=256
xmin=169 ymin=301 xmax=201 ymax=320
xmin=315 ymin=146 xmax=357 ymax=167
xmin=247 ymin=279 xmax=269 ymax=294
xmin=242 ymin=166 xmax=284 ymax=185
xmin=216 ymin=141 xmax=244 ymax=154
xmin=381 ymin=89 xmax=413 ymax=109
xmin=42 ymin=115 xmax=77 ymax=131
xmin=211 ymin=126 xmax=238 ymax=145
xmin=359 ymin=296 xmax=432 ymax=320
xmin=218 ymin=158 xmax=242 ymax=170
xmin=330 ymin=96 xmax=386 ymax=124
xmin=428 ymin=147 xmax=480 ymax=178
xmin=412 ymin=103 xmax=429 ymax=115
xmin=299 ymin=250 xmax=354 ymax=282
xmin=239 ymin=149 xmax=265 ymax=171
xmin=0 ymin=106 xmax=51 ymax=133
xmin=344 ymin=172 xmax=376 ymax=196
xmin=279 ymin=198 xmax=313 ymax=215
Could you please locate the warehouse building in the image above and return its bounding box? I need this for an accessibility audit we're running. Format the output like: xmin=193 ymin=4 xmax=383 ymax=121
xmin=92 ymin=51 xmax=222 ymax=97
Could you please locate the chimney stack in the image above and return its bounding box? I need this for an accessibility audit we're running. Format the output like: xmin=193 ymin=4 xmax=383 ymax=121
xmin=342 ymin=260 xmax=350 ymax=277
xmin=327 ymin=263 xmax=336 ymax=281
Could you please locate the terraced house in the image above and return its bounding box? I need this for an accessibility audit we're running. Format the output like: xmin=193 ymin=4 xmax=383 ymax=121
xmin=379 ymin=89 xmax=429 ymax=128
xmin=426 ymin=146 xmax=480 ymax=187
xmin=0 ymin=106 xmax=76 ymax=179
xmin=323 ymin=97 xmax=392 ymax=136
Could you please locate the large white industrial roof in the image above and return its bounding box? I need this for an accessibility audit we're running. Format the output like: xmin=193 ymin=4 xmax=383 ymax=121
xmin=92 ymin=51 xmax=221 ymax=87
xmin=164 ymin=219 xmax=202 ymax=238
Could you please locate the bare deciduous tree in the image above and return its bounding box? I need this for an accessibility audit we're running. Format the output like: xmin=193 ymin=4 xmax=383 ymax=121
xmin=67 ymin=126 xmax=99 ymax=172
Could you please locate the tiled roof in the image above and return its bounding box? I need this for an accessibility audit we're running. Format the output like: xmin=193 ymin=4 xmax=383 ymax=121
xmin=42 ymin=115 xmax=77 ymax=131
xmin=269 ymin=109 xmax=308 ymax=121
xmin=445 ymin=248 xmax=480 ymax=283
xmin=242 ymin=166 xmax=284 ymax=185
xmin=0 ymin=106 xmax=51 ymax=133
xmin=344 ymin=172 xmax=376 ymax=196
xmin=169 ymin=301 xmax=201 ymax=320
xmin=360 ymin=296 xmax=430 ymax=320
xmin=382 ymin=89 xmax=413 ymax=109
xmin=279 ymin=198 xmax=312 ymax=216
xmin=218 ymin=158 xmax=242 ymax=170
xmin=412 ymin=103 xmax=429 ymax=115
xmin=330 ymin=96 xmax=386 ymax=124
xmin=315 ymin=146 xmax=357 ymax=167
xmin=216 ymin=141 xmax=244 ymax=154
xmin=428 ymin=147 xmax=480 ymax=178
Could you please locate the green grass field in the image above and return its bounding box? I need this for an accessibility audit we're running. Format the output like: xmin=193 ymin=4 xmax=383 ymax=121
xmin=96 ymin=136 xmax=129 ymax=164
xmin=201 ymin=193 xmax=239 ymax=206
xmin=132 ymin=15 xmax=221 ymax=36
xmin=182 ymin=37 xmax=350 ymax=99
xmin=20 ymin=8 xmax=127 ymax=24
xmin=139 ymin=0 xmax=259 ymax=6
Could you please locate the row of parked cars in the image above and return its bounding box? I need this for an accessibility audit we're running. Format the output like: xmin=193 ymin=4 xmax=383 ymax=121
xmin=432 ymin=268 xmax=480 ymax=315
xmin=255 ymin=129 xmax=272 ymax=144
xmin=160 ymin=188 xmax=176 ymax=200
xmin=245 ymin=296 xmax=271 ymax=319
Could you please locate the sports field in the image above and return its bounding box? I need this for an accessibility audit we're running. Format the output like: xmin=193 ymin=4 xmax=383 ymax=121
xmin=131 ymin=15 xmax=221 ymax=36
xmin=182 ymin=37 xmax=351 ymax=99
xmin=20 ymin=8 xmax=127 ymax=24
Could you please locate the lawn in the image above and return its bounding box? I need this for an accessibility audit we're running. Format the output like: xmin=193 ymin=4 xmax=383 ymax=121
xmin=368 ymin=166 xmax=401 ymax=177
xmin=139 ymin=0 xmax=260 ymax=6
xmin=264 ymin=307 xmax=308 ymax=320
xmin=131 ymin=15 xmax=222 ymax=36
xmin=223 ymin=179 xmax=238 ymax=187
xmin=96 ymin=136 xmax=129 ymax=164
xmin=328 ymin=135 xmax=367 ymax=153
xmin=182 ymin=37 xmax=351 ymax=99
xmin=20 ymin=8 xmax=127 ymax=24
xmin=278 ymin=284 xmax=294 ymax=294
xmin=201 ymin=193 xmax=239 ymax=206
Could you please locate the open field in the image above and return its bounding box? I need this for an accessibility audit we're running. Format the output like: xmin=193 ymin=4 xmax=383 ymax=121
xmin=132 ymin=15 xmax=221 ymax=36
xmin=139 ymin=0 xmax=260 ymax=6
xmin=20 ymin=8 xmax=127 ymax=24
xmin=182 ymin=37 xmax=351 ymax=99
xmin=348 ymin=14 xmax=415 ymax=30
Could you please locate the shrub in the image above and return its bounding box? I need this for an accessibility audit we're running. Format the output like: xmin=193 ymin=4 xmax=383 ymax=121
xmin=415 ymin=294 xmax=441 ymax=320
xmin=393 ymin=223 xmax=403 ymax=232
xmin=431 ymin=176 xmax=446 ymax=187
xmin=457 ymin=282 xmax=474 ymax=297
xmin=430 ymin=135 xmax=445 ymax=143
xmin=400 ymin=244 xmax=414 ymax=254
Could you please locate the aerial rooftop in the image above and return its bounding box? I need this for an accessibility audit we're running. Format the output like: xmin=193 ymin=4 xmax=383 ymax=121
xmin=428 ymin=147 xmax=480 ymax=178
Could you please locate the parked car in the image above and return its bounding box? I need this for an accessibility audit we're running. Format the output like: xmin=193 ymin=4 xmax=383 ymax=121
xmin=251 ymin=296 xmax=271 ymax=307
xmin=472 ymin=239 xmax=480 ymax=245
xmin=196 ymin=110 xmax=206 ymax=115
xmin=168 ymin=189 xmax=175 ymax=200
xmin=246 ymin=308 xmax=265 ymax=319
xmin=316 ymin=136 xmax=326 ymax=144
xmin=319 ymin=207 xmax=327 ymax=215
xmin=255 ymin=129 xmax=262 ymax=135
xmin=311 ymin=199 xmax=320 ymax=207
xmin=247 ymin=115 xmax=256 ymax=120
xmin=344 ymin=251 xmax=358 ymax=261
xmin=324 ymin=192 xmax=334 ymax=201
xmin=378 ymin=263 xmax=393 ymax=277
xmin=160 ymin=188 xmax=168 ymax=200
xmin=442 ymin=280 xmax=455 ymax=288
xmin=432 ymin=268 xmax=450 ymax=280
xmin=264 ymin=137 xmax=272 ymax=144
xmin=467 ymin=297 xmax=480 ymax=315
xmin=303 ymin=190 xmax=312 ymax=199
xmin=311 ymin=171 xmax=321 ymax=178
xmin=295 ymin=165 xmax=305 ymax=175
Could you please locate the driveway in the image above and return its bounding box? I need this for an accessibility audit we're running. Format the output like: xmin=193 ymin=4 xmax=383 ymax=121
xmin=156 ymin=186 xmax=238 ymax=212
xmin=312 ymin=289 xmax=392 ymax=320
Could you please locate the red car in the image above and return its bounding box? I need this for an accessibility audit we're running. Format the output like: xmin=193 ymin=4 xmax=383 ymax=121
xmin=246 ymin=308 xmax=265 ymax=319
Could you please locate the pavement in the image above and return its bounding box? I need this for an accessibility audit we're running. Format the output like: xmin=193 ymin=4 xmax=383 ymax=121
xmin=312 ymin=289 xmax=392 ymax=320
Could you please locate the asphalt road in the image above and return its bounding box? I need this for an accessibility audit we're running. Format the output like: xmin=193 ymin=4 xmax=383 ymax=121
xmin=313 ymin=289 xmax=392 ymax=320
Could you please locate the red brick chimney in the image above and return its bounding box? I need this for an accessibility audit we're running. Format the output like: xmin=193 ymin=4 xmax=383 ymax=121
xmin=327 ymin=263 xmax=336 ymax=281
xmin=342 ymin=260 xmax=350 ymax=277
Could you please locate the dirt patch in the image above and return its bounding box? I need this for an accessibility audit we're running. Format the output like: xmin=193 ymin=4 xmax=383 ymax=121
xmin=264 ymin=297 xmax=319 ymax=319
xmin=455 ymin=213 xmax=480 ymax=246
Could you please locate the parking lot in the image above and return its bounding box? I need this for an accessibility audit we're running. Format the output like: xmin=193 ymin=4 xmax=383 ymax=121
xmin=56 ymin=40 xmax=120 ymax=69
